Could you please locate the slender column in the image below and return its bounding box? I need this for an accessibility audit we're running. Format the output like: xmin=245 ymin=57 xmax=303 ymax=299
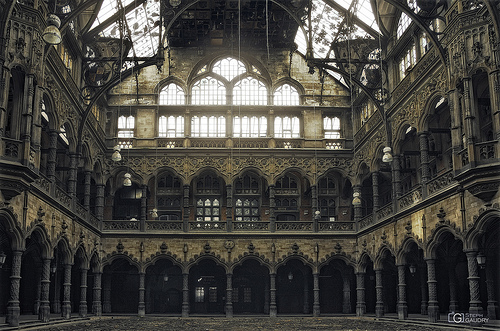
xmin=353 ymin=185 xmax=362 ymax=221
xmin=392 ymin=155 xmax=402 ymax=199
xmin=269 ymin=185 xmax=276 ymax=232
xmin=269 ymin=273 xmax=277 ymax=317
xmin=226 ymin=185 xmax=232 ymax=232
xmin=46 ymin=131 xmax=58 ymax=182
xmin=462 ymin=78 xmax=477 ymax=164
xmin=420 ymin=267 xmax=428 ymax=315
xmin=356 ymin=272 xmax=366 ymax=316
xmin=138 ymin=272 xmax=145 ymax=317
xmin=226 ymin=273 xmax=233 ymax=317
xmin=83 ymin=171 xmax=92 ymax=209
xmin=397 ymin=265 xmax=408 ymax=319
xmin=103 ymin=276 xmax=111 ymax=313
xmin=419 ymin=132 xmax=430 ymax=184
xmin=448 ymin=264 xmax=458 ymax=312
xmin=303 ymin=274 xmax=310 ymax=314
xmin=140 ymin=185 xmax=147 ymax=230
xmin=372 ymin=172 xmax=379 ymax=211
xmin=311 ymin=185 xmax=318 ymax=231
xmin=489 ymin=71 xmax=500 ymax=143
xmin=79 ymin=268 xmax=88 ymax=317
xmin=465 ymin=251 xmax=483 ymax=315
xmin=342 ymin=275 xmax=351 ymax=313
xmin=39 ymin=259 xmax=51 ymax=322
xmin=6 ymin=251 xmax=22 ymax=326
xmin=34 ymin=268 xmax=41 ymax=314
xmin=95 ymin=184 xmax=105 ymax=220
xmin=375 ymin=269 xmax=384 ymax=317
xmin=426 ymin=258 xmax=439 ymax=322
xmin=264 ymin=277 xmax=270 ymax=314
xmin=92 ymin=272 xmax=102 ymax=316
xmin=313 ymin=273 xmax=320 ymax=316
xmin=62 ymin=264 xmax=72 ymax=319
xmin=486 ymin=265 xmax=498 ymax=320
xmin=181 ymin=273 xmax=189 ymax=317
xmin=183 ymin=185 xmax=189 ymax=232
xmin=68 ymin=153 xmax=79 ymax=195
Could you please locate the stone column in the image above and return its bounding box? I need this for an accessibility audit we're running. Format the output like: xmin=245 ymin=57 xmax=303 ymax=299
xmin=183 ymin=185 xmax=190 ymax=232
xmin=372 ymin=172 xmax=379 ymax=211
xmin=375 ymin=269 xmax=384 ymax=317
xmin=140 ymin=185 xmax=147 ymax=230
xmin=419 ymin=132 xmax=430 ymax=184
xmin=39 ymin=259 xmax=51 ymax=322
xmin=486 ymin=264 xmax=498 ymax=320
xmin=397 ymin=265 xmax=408 ymax=319
xmin=95 ymin=184 xmax=105 ymax=220
xmin=68 ymin=153 xmax=79 ymax=195
xmin=269 ymin=273 xmax=277 ymax=317
xmin=462 ymin=78 xmax=476 ymax=164
xmin=448 ymin=264 xmax=458 ymax=312
xmin=181 ymin=273 xmax=189 ymax=317
xmin=269 ymin=185 xmax=276 ymax=232
xmin=465 ymin=251 xmax=483 ymax=315
xmin=103 ymin=275 xmax=111 ymax=313
xmin=356 ymin=272 xmax=366 ymax=316
xmin=226 ymin=185 xmax=233 ymax=232
xmin=426 ymin=258 xmax=439 ymax=322
xmin=138 ymin=272 xmax=145 ymax=317
xmin=62 ymin=264 xmax=72 ymax=319
xmin=226 ymin=273 xmax=233 ymax=317
xmin=34 ymin=269 xmax=41 ymax=314
xmin=311 ymin=185 xmax=318 ymax=232
xmin=264 ymin=277 xmax=270 ymax=314
xmin=79 ymin=268 xmax=88 ymax=317
xmin=83 ymin=171 xmax=92 ymax=209
xmin=353 ymin=185 xmax=362 ymax=221
xmin=420 ymin=267 xmax=428 ymax=315
xmin=489 ymin=71 xmax=500 ymax=144
xmin=313 ymin=273 xmax=320 ymax=316
xmin=392 ymin=155 xmax=402 ymax=199
xmin=6 ymin=251 xmax=22 ymax=326
xmin=303 ymin=274 xmax=310 ymax=314
xmin=92 ymin=272 xmax=102 ymax=316
xmin=47 ymin=131 xmax=58 ymax=182
xmin=342 ymin=275 xmax=351 ymax=313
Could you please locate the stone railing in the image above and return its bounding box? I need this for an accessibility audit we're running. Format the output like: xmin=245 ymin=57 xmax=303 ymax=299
xmin=477 ymin=140 xmax=497 ymax=160
xmin=319 ymin=221 xmax=355 ymax=231
xmin=233 ymin=139 xmax=269 ymax=149
xmin=233 ymin=221 xmax=269 ymax=231
xmin=55 ymin=186 xmax=72 ymax=209
xmin=359 ymin=214 xmax=374 ymax=230
xmin=2 ymin=137 xmax=22 ymax=160
xmin=276 ymin=222 xmax=312 ymax=231
xmin=427 ymin=170 xmax=455 ymax=195
xmin=146 ymin=221 xmax=183 ymax=231
xmin=189 ymin=221 xmax=226 ymax=231
xmin=102 ymin=220 xmax=140 ymax=231
xmin=398 ymin=186 xmax=423 ymax=210
xmin=377 ymin=203 xmax=393 ymax=220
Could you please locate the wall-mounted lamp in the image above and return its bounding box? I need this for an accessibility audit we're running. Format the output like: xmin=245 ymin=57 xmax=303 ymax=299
xmin=352 ymin=192 xmax=362 ymax=206
xmin=111 ymin=145 xmax=122 ymax=162
xmin=151 ymin=208 xmax=158 ymax=218
xmin=476 ymin=252 xmax=486 ymax=269
xmin=409 ymin=264 xmax=417 ymax=275
xmin=163 ymin=272 xmax=169 ymax=282
xmin=43 ymin=14 xmax=62 ymax=45
xmin=0 ymin=251 xmax=6 ymax=268
xmin=123 ymin=173 xmax=132 ymax=186
xmin=50 ymin=263 xmax=57 ymax=274
xmin=288 ymin=272 xmax=293 ymax=281
xmin=130 ymin=217 xmax=137 ymax=222
xmin=382 ymin=146 xmax=393 ymax=163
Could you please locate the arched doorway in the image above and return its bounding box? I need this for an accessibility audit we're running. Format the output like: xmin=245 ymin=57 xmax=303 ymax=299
xmin=0 ymin=227 xmax=13 ymax=319
xmin=145 ymin=259 xmax=183 ymax=314
xmin=103 ymin=258 xmax=139 ymax=313
xmin=232 ymin=259 xmax=269 ymax=314
xmin=276 ymin=259 xmax=312 ymax=314
xmin=319 ymin=259 xmax=355 ymax=313
xmin=189 ymin=259 xmax=226 ymax=314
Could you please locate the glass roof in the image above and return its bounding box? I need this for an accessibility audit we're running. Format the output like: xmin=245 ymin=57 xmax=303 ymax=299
xmin=87 ymin=0 xmax=380 ymax=82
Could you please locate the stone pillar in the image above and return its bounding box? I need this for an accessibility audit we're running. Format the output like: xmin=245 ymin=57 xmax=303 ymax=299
xmin=226 ymin=185 xmax=232 ymax=232
xmin=313 ymin=273 xmax=320 ymax=316
xmin=392 ymin=155 xmax=402 ymax=199
xmin=448 ymin=264 xmax=458 ymax=312
xmin=39 ymin=259 xmax=51 ymax=322
xmin=47 ymin=131 xmax=58 ymax=182
xmin=103 ymin=275 xmax=111 ymax=313
xmin=182 ymin=273 xmax=189 ymax=317
xmin=419 ymin=132 xmax=430 ymax=184
xmin=183 ymin=185 xmax=190 ymax=232
xmin=269 ymin=273 xmax=277 ymax=317
xmin=372 ymin=172 xmax=379 ymax=211
xmin=62 ymin=264 xmax=72 ymax=319
xmin=6 ymin=251 xmax=22 ymax=326
xmin=397 ymin=265 xmax=408 ymax=320
xmin=83 ymin=171 xmax=92 ymax=209
xmin=375 ymin=269 xmax=384 ymax=317
xmin=79 ymin=268 xmax=88 ymax=317
xmin=489 ymin=71 xmax=500 ymax=144
xmin=426 ymin=258 xmax=439 ymax=322
xmin=269 ymin=185 xmax=276 ymax=232
xmin=342 ymin=274 xmax=351 ymax=313
xmin=226 ymin=273 xmax=233 ymax=317
xmin=140 ymin=185 xmax=147 ymax=230
xmin=303 ymin=274 xmax=310 ymax=314
xmin=68 ymin=153 xmax=79 ymax=195
xmin=92 ymin=272 xmax=102 ymax=316
xmin=353 ymin=185 xmax=362 ymax=221
xmin=420 ymin=267 xmax=428 ymax=315
xmin=311 ymin=185 xmax=318 ymax=231
xmin=486 ymin=265 xmax=498 ymax=320
xmin=264 ymin=277 xmax=270 ymax=314
xmin=34 ymin=269 xmax=41 ymax=314
xmin=465 ymin=251 xmax=483 ymax=316
xmin=138 ymin=272 xmax=145 ymax=317
xmin=356 ymin=272 xmax=366 ymax=316
xmin=462 ymin=78 xmax=476 ymax=164
xmin=95 ymin=184 xmax=105 ymax=220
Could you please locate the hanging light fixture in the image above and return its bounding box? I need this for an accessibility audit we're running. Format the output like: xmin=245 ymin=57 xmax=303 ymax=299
xmin=151 ymin=208 xmax=158 ymax=218
xmin=43 ymin=13 xmax=62 ymax=45
xmin=111 ymin=145 xmax=122 ymax=162
xmin=382 ymin=146 xmax=393 ymax=163
xmin=123 ymin=172 xmax=132 ymax=186
xmin=0 ymin=251 xmax=6 ymax=267
xmin=163 ymin=271 xmax=169 ymax=282
xmin=476 ymin=252 xmax=486 ymax=269
xmin=352 ymin=192 xmax=362 ymax=206
xmin=409 ymin=264 xmax=417 ymax=275
xmin=288 ymin=272 xmax=293 ymax=281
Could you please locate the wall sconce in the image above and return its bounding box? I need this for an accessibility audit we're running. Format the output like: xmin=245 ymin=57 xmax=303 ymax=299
xmin=314 ymin=210 xmax=321 ymax=220
xmin=476 ymin=252 xmax=486 ymax=269
xmin=352 ymin=192 xmax=362 ymax=206
xmin=50 ymin=263 xmax=57 ymax=274
xmin=111 ymin=145 xmax=122 ymax=162
xmin=288 ymin=272 xmax=293 ymax=281
xmin=382 ymin=146 xmax=393 ymax=163
xmin=123 ymin=173 xmax=132 ymax=186
xmin=0 ymin=251 xmax=6 ymax=268
xmin=130 ymin=217 xmax=137 ymax=222
xmin=43 ymin=14 xmax=62 ymax=45
xmin=163 ymin=272 xmax=169 ymax=282
xmin=151 ymin=208 xmax=158 ymax=218
xmin=409 ymin=264 xmax=417 ymax=275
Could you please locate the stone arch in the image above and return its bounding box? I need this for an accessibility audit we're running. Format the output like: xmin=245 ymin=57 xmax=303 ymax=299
xmin=188 ymin=166 xmax=226 ymax=188
xmin=465 ymin=208 xmax=500 ymax=250
xmin=230 ymin=255 xmax=271 ymax=273
xmin=374 ymin=245 xmax=396 ymax=270
xmin=74 ymin=244 xmax=89 ymax=269
xmin=419 ymin=92 xmax=447 ymax=132
xmin=52 ymin=236 xmax=74 ymax=265
xmin=425 ymin=225 xmax=463 ymax=259
xmin=357 ymin=251 xmax=374 ymax=273
xmin=89 ymin=251 xmax=101 ymax=273
xmin=0 ymin=207 xmax=24 ymax=251
xmin=273 ymin=167 xmax=313 ymax=187
xmin=102 ymin=253 xmax=141 ymax=271
xmin=273 ymin=77 xmax=305 ymax=98
xmin=319 ymin=254 xmax=356 ymax=271
xmin=143 ymin=254 xmax=184 ymax=273
xmin=26 ymin=225 xmax=51 ymax=259
xmin=187 ymin=254 xmax=228 ymax=273
xmin=154 ymin=76 xmax=187 ymax=96
xmin=275 ymin=255 xmax=314 ymax=273
xmin=396 ymin=236 xmax=423 ymax=265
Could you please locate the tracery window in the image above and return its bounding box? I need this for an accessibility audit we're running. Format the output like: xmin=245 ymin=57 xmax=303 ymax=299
xmin=233 ymin=116 xmax=267 ymax=138
xmin=398 ymin=43 xmax=417 ymax=80
xmin=274 ymin=116 xmax=300 ymax=138
xmin=397 ymin=12 xmax=411 ymax=39
xmin=118 ymin=115 xmax=135 ymax=138
xmin=233 ymin=77 xmax=267 ymax=105
xmin=191 ymin=77 xmax=226 ymax=105
xmin=273 ymin=84 xmax=300 ymax=106
xmin=318 ymin=175 xmax=338 ymax=221
xmin=191 ymin=115 xmax=226 ymax=137
xmin=213 ymin=57 xmax=246 ymax=81
xmin=196 ymin=198 xmax=220 ymax=222
xmin=159 ymin=115 xmax=184 ymax=137
xmin=159 ymin=83 xmax=185 ymax=105
xmin=323 ymin=116 xmax=341 ymax=139
xmin=234 ymin=173 xmax=260 ymax=222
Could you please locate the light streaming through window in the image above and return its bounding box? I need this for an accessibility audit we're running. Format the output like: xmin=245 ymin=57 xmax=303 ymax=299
xmin=118 ymin=115 xmax=135 ymax=138
xmin=159 ymin=115 xmax=184 ymax=138
xmin=274 ymin=116 xmax=300 ymax=138
xmin=191 ymin=116 xmax=226 ymax=137
xmin=274 ymin=84 xmax=300 ymax=106
xmin=192 ymin=77 xmax=226 ymax=105
xmin=159 ymin=83 xmax=185 ymax=105
xmin=233 ymin=77 xmax=267 ymax=105
xmin=233 ymin=116 xmax=267 ymax=138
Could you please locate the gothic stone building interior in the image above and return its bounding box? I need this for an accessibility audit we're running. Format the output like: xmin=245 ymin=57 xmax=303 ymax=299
xmin=0 ymin=0 xmax=499 ymax=327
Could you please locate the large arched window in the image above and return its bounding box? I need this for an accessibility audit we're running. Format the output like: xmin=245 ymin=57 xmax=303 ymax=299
xmin=191 ymin=77 xmax=226 ymax=105
xmin=274 ymin=116 xmax=300 ymax=138
xmin=234 ymin=173 xmax=261 ymax=222
xmin=233 ymin=77 xmax=267 ymax=105
xmin=156 ymin=171 xmax=182 ymax=221
xmin=273 ymin=84 xmax=300 ymax=106
xmin=233 ymin=116 xmax=267 ymax=138
xmin=212 ymin=57 xmax=246 ymax=81
xmin=159 ymin=83 xmax=185 ymax=105
xmin=195 ymin=173 xmax=222 ymax=222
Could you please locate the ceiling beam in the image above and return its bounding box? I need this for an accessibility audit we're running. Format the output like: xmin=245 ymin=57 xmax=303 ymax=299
xmin=323 ymin=0 xmax=381 ymax=39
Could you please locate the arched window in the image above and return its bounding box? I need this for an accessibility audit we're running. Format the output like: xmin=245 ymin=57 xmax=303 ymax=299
xmin=274 ymin=116 xmax=300 ymax=138
xmin=159 ymin=83 xmax=185 ymax=105
xmin=273 ymin=84 xmax=299 ymax=106
xmin=234 ymin=173 xmax=261 ymax=222
xmin=233 ymin=77 xmax=267 ymax=105
xmin=191 ymin=115 xmax=226 ymax=137
xmin=159 ymin=115 xmax=184 ymax=137
xmin=118 ymin=115 xmax=135 ymax=138
xmin=233 ymin=116 xmax=267 ymax=138
xmin=212 ymin=57 xmax=246 ymax=81
xmin=323 ymin=116 xmax=341 ymax=139
xmin=397 ymin=12 xmax=411 ymax=39
xmin=195 ymin=173 xmax=222 ymax=222
xmin=192 ymin=77 xmax=226 ymax=105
